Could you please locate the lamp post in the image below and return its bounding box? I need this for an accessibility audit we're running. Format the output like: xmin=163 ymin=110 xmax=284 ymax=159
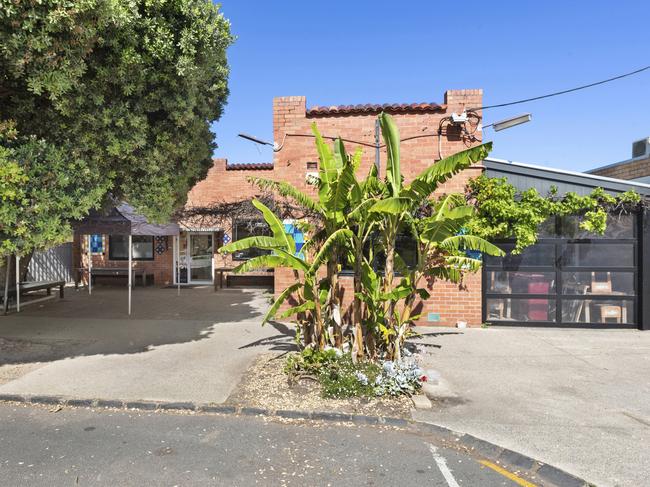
xmin=483 ymin=113 xmax=532 ymax=132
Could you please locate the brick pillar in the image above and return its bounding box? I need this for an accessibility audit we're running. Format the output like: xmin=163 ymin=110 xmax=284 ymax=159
xmin=273 ymin=96 xmax=307 ymax=301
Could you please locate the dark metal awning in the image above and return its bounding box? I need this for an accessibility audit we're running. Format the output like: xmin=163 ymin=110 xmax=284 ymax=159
xmin=74 ymin=203 xmax=180 ymax=236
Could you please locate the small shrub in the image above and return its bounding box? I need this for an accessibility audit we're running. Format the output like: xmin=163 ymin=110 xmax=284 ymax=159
xmin=373 ymin=359 xmax=425 ymax=396
xmin=284 ymin=347 xmax=340 ymax=378
xmin=284 ymin=349 xmax=426 ymax=399
xmin=318 ymin=355 xmax=381 ymax=398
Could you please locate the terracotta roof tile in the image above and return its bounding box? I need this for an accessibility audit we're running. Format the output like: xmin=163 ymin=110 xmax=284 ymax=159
xmin=225 ymin=162 xmax=274 ymax=171
xmin=307 ymin=102 xmax=446 ymax=117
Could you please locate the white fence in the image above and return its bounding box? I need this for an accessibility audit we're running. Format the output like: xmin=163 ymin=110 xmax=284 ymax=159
xmin=27 ymin=242 xmax=74 ymax=283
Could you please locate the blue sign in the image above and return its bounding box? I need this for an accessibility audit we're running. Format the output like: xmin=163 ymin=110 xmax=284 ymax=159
xmin=90 ymin=234 xmax=103 ymax=253
xmin=283 ymin=222 xmax=304 ymax=255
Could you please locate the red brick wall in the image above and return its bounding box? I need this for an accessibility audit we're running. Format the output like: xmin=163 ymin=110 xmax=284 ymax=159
xmin=73 ymin=89 xmax=486 ymax=326
xmin=74 ymin=233 xmax=174 ymax=286
xmin=589 ymin=156 xmax=650 ymax=180
xmin=269 ymin=90 xmax=485 ymax=326
xmin=184 ymin=159 xmax=274 ymax=281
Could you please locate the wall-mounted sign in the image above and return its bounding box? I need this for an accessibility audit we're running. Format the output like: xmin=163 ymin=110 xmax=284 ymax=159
xmin=90 ymin=234 xmax=103 ymax=254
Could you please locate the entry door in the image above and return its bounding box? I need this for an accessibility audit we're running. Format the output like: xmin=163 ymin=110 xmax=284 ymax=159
xmin=188 ymin=233 xmax=213 ymax=283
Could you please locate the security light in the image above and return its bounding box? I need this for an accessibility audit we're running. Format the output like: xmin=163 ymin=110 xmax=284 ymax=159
xmin=487 ymin=113 xmax=532 ymax=132
xmin=238 ymin=133 xmax=280 ymax=151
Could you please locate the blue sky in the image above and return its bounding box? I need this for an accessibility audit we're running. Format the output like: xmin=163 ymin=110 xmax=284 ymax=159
xmin=213 ymin=1 xmax=650 ymax=172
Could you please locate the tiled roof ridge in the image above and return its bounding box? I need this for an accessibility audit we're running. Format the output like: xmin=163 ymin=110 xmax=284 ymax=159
xmin=225 ymin=162 xmax=274 ymax=171
xmin=307 ymin=102 xmax=446 ymax=116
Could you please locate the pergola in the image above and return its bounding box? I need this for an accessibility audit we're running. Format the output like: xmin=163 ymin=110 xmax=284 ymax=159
xmin=74 ymin=203 xmax=181 ymax=315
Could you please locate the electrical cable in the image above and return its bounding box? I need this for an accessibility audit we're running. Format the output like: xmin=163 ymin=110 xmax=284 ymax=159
xmin=471 ymin=64 xmax=650 ymax=110
xmin=284 ymin=131 xmax=453 ymax=149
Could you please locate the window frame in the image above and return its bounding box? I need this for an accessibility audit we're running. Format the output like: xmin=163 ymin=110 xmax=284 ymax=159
xmin=231 ymin=219 xmax=272 ymax=261
xmin=108 ymin=235 xmax=155 ymax=261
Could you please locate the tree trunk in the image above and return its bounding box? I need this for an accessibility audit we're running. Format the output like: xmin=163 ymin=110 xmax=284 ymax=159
xmin=352 ymin=253 xmax=364 ymax=359
xmin=384 ymin=231 xmax=397 ymax=359
xmin=327 ymin=255 xmax=342 ymax=347
xmin=308 ymin=276 xmax=325 ymax=350
xmin=313 ymin=297 xmax=325 ymax=350
xmin=19 ymin=251 xmax=33 ymax=281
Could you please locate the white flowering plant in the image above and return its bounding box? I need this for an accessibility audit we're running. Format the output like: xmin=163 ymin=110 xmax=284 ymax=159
xmin=285 ymin=348 xmax=426 ymax=399
xmin=373 ymin=359 xmax=426 ymax=396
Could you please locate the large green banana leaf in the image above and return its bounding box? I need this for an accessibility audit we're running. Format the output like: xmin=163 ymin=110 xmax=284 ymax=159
xmin=308 ymin=228 xmax=353 ymax=274
xmin=251 ymin=199 xmax=296 ymax=253
xmin=247 ymin=177 xmax=320 ymax=213
xmin=440 ymin=234 xmax=504 ymax=256
xmin=220 ymin=235 xmax=284 ymax=254
xmin=379 ymin=112 xmax=401 ymax=195
xmin=262 ymin=282 xmax=302 ymax=325
xmin=404 ymin=143 xmax=492 ymax=200
xmin=232 ymin=254 xmax=292 ymax=274
xmin=369 ymin=196 xmax=411 ymax=215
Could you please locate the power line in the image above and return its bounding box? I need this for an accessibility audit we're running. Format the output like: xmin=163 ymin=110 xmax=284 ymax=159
xmin=473 ymin=64 xmax=650 ymax=111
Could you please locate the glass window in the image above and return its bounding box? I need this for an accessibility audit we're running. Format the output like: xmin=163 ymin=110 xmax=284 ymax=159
xmin=484 ymin=243 xmax=555 ymax=268
xmin=232 ymin=220 xmax=271 ymax=261
xmin=396 ymin=232 xmax=418 ymax=269
xmin=536 ymin=217 xmax=557 ymax=238
xmin=561 ymin=243 xmax=634 ymax=268
xmin=108 ymin=235 xmax=154 ymax=260
xmin=562 ymin=299 xmax=634 ymax=325
xmin=558 ymin=214 xmax=635 ymax=240
xmin=370 ymin=231 xmax=418 ymax=273
xmin=561 ymin=271 xmax=635 ymax=296
xmin=486 ymin=298 xmax=556 ymax=322
xmin=486 ymin=271 xmax=556 ymax=294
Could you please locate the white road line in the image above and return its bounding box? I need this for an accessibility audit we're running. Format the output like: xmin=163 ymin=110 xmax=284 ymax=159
xmin=428 ymin=444 xmax=461 ymax=487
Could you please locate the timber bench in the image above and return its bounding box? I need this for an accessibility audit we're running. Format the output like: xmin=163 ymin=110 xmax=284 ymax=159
xmin=76 ymin=267 xmax=148 ymax=288
xmin=2 ymin=280 xmax=66 ymax=312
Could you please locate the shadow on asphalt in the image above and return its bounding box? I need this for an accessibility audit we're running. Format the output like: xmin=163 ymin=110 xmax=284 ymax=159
xmin=0 ymin=286 xmax=269 ymax=366
xmin=238 ymin=321 xmax=297 ymax=352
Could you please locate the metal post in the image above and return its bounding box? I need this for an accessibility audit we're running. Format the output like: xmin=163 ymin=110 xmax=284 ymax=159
xmin=87 ymin=235 xmax=92 ymax=295
xmin=2 ymin=255 xmax=10 ymax=315
xmin=639 ymin=209 xmax=649 ymax=330
xmin=176 ymin=235 xmax=180 ymax=296
xmin=128 ymin=234 xmax=132 ymax=316
xmin=15 ymin=254 xmax=20 ymax=313
xmin=374 ymin=118 xmax=381 ymax=173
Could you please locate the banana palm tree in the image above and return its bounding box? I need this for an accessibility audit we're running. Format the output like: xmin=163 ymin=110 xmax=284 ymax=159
xmin=219 ymin=198 xmax=351 ymax=349
xmin=386 ymin=193 xmax=504 ymax=359
xmin=248 ymin=124 xmax=359 ymax=347
xmin=369 ymin=112 xmax=499 ymax=360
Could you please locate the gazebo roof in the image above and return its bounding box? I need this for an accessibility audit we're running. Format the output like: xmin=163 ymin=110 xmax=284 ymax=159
xmin=74 ymin=203 xmax=180 ymax=236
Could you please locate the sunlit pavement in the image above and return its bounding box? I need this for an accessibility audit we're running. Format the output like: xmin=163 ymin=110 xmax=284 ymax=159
xmin=412 ymin=326 xmax=650 ymax=487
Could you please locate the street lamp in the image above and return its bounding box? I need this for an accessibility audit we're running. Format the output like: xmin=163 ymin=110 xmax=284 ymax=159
xmin=484 ymin=113 xmax=532 ymax=132
xmin=238 ymin=133 xmax=281 ymax=152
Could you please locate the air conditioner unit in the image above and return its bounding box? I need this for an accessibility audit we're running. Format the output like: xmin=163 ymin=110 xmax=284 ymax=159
xmin=632 ymin=137 xmax=650 ymax=158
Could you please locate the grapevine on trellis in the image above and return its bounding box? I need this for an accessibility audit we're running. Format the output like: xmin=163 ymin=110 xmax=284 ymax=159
xmin=466 ymin=175 xmax=643 ymax=253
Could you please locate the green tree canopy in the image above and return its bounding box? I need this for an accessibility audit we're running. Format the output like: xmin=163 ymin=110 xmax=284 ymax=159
xmin=0 ymin=0 xmax=233 ymax=255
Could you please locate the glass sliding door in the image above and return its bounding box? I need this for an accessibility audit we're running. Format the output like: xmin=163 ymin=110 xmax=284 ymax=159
xmin=189 ymin=233 xmax=213 ymax=283
xmin=483 ymin=213 xmax=638 ymax=327
xmin=175 ymin=233 xmax=214 ymax=285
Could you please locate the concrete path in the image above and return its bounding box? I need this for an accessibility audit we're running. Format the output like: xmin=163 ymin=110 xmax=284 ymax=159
xmin=0 ymin=287 xmax=292 ymax=403
xmin=0 ymin=403 xmax=533 ymax=486
xmin=411 ymin=326 xmax=650 ymax=487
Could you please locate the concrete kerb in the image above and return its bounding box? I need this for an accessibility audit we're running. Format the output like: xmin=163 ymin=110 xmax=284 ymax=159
xmin=0 ymin=393 xmax=590 ymax=487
